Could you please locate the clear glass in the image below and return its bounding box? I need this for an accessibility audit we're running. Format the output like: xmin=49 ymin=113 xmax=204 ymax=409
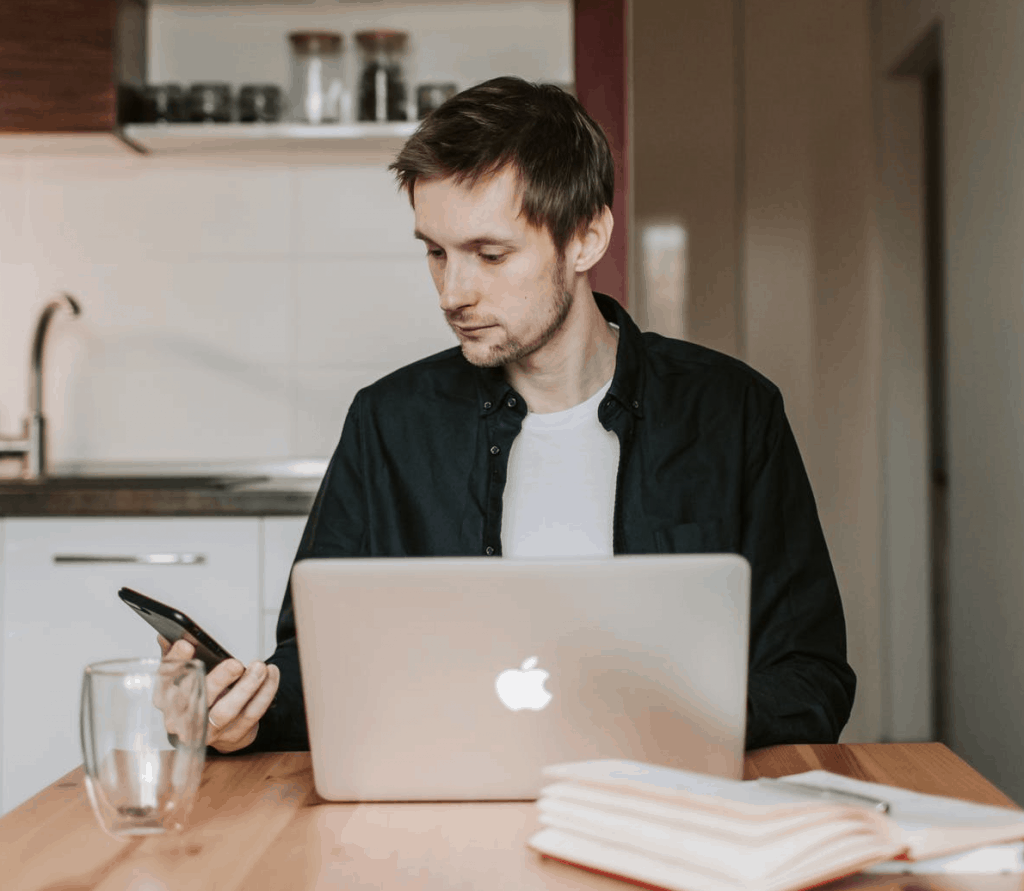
xmin=80 ymin=658 xmax=207 ymax=837
xmin=288 ymin=31 xmax=344 ymax=125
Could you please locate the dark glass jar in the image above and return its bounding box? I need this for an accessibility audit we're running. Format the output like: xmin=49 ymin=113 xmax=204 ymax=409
xmin=187 ymin=82 xmax=233 ymax=123
xmin=416 ymin=82 xmax=457 ymax=119
xmin=239 ymin=84 xmax=283 ymax=123
xmin=355 ymin=30 xmax=409 ymax=122
xmin=142 ymin=84 xmax=187 ymax=124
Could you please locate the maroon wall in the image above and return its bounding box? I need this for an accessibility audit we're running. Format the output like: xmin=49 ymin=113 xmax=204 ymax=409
xmin=574 ymin=0 xmax=629 ymax=307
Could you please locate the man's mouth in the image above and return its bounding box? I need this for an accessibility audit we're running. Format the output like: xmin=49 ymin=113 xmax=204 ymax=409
xmin=452 ymin=322 xmax=495 ymax=335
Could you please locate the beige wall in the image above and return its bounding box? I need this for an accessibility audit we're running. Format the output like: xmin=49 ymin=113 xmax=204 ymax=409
xmin=631 ymin=1 xmax=739 ymax=356
xmin=632 ymin=0 xmax=886 ymax=744
xmin=873 ymin=21 xmax=932 ymax=743
xmin=746 ymin=0 xmax=885 ymax=747
xmin=875 ymin=0 xmax=1024 ymax=803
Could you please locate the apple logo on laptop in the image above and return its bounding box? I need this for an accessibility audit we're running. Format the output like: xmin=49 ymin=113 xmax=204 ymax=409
xmin=495 ymin=656 xmax=553 ymax=711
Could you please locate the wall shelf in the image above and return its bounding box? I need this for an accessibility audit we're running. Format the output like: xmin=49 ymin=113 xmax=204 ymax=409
xmin=122 ymin=121 xmax=419 ymax=156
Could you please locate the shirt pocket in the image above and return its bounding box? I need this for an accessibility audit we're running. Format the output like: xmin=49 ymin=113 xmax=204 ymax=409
xmin=653 ymin=519 xmax=724 ymax=554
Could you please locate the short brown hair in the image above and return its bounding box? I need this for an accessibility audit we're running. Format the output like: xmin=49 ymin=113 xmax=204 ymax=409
xmin=389 ymin=76 xmax=614 ymax=254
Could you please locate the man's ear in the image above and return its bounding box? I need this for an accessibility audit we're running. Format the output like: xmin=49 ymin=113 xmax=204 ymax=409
xmin=571 ymin=206 xmax=614 ymax=273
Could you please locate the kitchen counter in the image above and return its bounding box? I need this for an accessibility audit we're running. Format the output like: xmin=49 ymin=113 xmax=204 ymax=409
xmin=0 ymin=483 xmax=317 ymax=517
xmin=0 ymin=461 xmax=323 ymax=517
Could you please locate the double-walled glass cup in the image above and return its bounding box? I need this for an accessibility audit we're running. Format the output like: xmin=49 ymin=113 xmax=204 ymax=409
xmin=80 ymin=658 xmax=207 ymax=837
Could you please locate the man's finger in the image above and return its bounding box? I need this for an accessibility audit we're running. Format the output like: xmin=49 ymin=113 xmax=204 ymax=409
xmin=157 ymin=634 xmax=171 ymax=656
xmin=238 ymin=665 xmax=279 ymax=724
xmin=207 ymin=661 xmax=268 ymax=728
xmin=167 ymin=639 xmax=195 ymax=661
xmin=210 ymin=666 xmax=279 ymax=753
xmin=207 ymin=659 xmax=245 ymax=707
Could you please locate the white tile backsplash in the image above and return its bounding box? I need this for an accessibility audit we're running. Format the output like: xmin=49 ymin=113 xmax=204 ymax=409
xmin=134 ymin=164 xmax=294 ymax=259
xmin=53 ymin=355 xmax=293 ymax=462
xmin=161 ymin=261 xmax=295 ymax=364
xmin=290 ymin=360 xmax=406 ymax=457
xmin=292 ymin=165 xmax=419 ymax=256
xmin=0 ymin=157 xmax=457 ymax=465
xmin=293 ymin=257 xmax=453 ymax=367
xmin=23 ymin=159 xmax=152 ymax=266
xmin=0 ymin=160 xmax=28 ymax=260
xmin=24 ymin=159 xmax=296 ymax=264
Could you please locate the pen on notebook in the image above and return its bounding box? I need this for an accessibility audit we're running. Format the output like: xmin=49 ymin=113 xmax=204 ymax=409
xmin=757 ymin=778 xmax=891 ymax=814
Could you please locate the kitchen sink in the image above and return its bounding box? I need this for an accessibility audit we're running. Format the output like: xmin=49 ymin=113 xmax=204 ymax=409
xmin=0 ymin=475 xmax=270 ymax=490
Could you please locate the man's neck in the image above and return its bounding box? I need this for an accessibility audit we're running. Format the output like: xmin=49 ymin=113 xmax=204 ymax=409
xmin=504 ymin=291 xmax=619 ymax=414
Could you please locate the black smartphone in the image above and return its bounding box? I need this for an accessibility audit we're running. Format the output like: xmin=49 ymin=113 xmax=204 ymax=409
xmin=118 ymin=586 xmax=236 ymax=673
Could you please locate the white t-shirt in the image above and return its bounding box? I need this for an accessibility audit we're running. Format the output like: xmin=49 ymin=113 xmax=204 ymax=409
xmin=500 ymin=378 xmax=620 ymax=557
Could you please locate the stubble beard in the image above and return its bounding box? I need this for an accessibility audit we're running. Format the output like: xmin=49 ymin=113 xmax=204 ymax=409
xmin=457 ymin=260 xmax=573 ymax=369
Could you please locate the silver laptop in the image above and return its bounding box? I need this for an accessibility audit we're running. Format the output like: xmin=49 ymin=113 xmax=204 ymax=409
xmin=290 ymin=554 xmax=750 ymax=802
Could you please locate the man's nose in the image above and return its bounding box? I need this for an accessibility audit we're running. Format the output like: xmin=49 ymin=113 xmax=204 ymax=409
xmin=438 ymin=259 xmax=477 ymax=313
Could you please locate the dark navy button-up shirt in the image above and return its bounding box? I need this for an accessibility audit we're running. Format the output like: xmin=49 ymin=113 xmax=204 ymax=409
xmin=252 ymin=292 xmax=856 ymax=753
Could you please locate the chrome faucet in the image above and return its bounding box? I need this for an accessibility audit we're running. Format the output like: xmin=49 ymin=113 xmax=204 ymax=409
xmin=0 ymin=293 xmax=82 ymax=478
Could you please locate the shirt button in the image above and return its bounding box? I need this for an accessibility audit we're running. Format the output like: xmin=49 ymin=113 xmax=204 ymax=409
xmin=507 ymin=397 xmax=517 ymax=408
xmin=485 ymin=546 xmax=495 ymax=556
xmin=483 ymin=401 xmax=492 ymax=410
xmin=632 ymin=400 xmax=640 ymax=409
xmin=490 ymin=445 xmax=500 ymax=455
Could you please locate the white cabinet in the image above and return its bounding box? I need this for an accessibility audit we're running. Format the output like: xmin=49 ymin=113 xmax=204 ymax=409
xmin=0 ymin=517 xmax=261 ymax=815
xmin=0 ymin=518 xmax=5 ymax=811
xmin=260 ymin=517 xmax=307 ymax=657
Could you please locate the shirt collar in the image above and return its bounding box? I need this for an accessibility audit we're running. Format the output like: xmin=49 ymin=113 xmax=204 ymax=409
xmin=595 ymin=292 xmax=645 ymax=418
xmin=475 ymin=291 xmax=645 ymax=418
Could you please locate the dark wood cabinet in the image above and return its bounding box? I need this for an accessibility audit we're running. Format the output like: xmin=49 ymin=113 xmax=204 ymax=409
xmin=0 ymin=0 xmax=145 ymax=135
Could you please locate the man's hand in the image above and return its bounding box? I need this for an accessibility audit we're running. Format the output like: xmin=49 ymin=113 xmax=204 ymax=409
xmin=158 ymin=635 xmax=280 ymax=754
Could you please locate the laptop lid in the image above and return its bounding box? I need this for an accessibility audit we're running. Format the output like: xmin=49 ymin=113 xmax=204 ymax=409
xmin=290 ymin=554 xmax=750 ymax=802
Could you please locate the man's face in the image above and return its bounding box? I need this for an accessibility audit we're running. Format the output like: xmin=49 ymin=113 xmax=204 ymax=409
xmin=413 ymin=166 xmax=573 ymax=368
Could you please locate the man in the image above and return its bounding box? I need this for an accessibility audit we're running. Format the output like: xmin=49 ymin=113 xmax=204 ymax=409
xmin=162 ymin=76 xmax=856 ymax=754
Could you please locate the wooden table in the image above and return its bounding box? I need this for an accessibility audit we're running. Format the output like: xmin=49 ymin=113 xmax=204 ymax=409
xmin=2 ymin=743 xmax=1021 ymax=891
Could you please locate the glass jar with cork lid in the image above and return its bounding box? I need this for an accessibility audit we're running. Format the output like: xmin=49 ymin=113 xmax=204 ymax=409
xmin=288 ymin=31 xmax=344 ymax=125
xmin=355 ymin=29 xmax=409 ymax=122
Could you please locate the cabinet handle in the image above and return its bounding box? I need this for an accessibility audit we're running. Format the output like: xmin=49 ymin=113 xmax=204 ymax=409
xmin=52 ymin=554 xmax=208 ymax=566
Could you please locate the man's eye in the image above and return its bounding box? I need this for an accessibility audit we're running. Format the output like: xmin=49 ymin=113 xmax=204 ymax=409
xmin=480 ymin=253 xmax=506 ymax=264
xmin=426 ymin=248 xmax=445 ymax=259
